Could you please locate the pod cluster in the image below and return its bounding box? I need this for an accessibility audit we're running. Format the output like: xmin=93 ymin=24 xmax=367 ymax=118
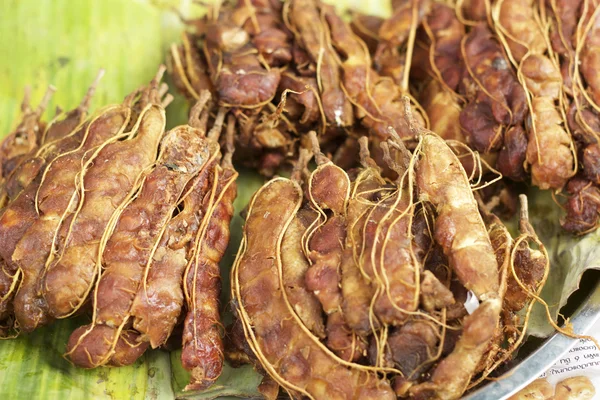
xmin=0 ymin=70 xmax=237 ymax=391
xmin=230 ymin=130 xmax=548 ymax=399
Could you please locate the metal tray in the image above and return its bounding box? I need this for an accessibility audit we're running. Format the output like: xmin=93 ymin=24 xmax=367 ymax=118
xmin=465 ymin=282 xmax=600 ymax=400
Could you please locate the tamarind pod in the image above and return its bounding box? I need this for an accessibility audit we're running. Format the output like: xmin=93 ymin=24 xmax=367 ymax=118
xmin=497 ymin=125 xmax=528 ymax=181
xmin=567 ymin=101 xmax=600 ymax=144
xmin=322 ymin=7 xmax=417 ymax=140
xmin=306 ymin=215 xmax=346 ymax=314
xmin=417 ymin=133 xmax=499 ymax=298
xmin=583 ymin=144 xmax=600 ymax=184
xmin=414 ymin=3 xmax=465 ymax=91
xmin=411 ymin=297 xmax=502 ymax=400
xmin=305 ymin=154 xmax=371 ymax=356
xmin=4 ymin=79 xmax=97 ymax=202
xmin=130 ymin=144 xmax=220 ymax=348
xmin=561 ymin=177 xmax=600 ymax=233
xmin=106 ymin=329 xmax=149 ymax=367
xmin=581 ymin=5 xmax=600 ymax=106
xmin=11 ymin=106 xmax=131 ymax=332
xmin=350 ymin=13 xmax=383 ymax=55
xmin=278 ymin=72 xmax=321 ymax=125
xmin=419 ymin=80 xmax=465 ymax=142
xmin=232 ymin=177 xmax=394 ymax=400
xmin=289 ymin=0 xmax=353 ymax=127
xmin=168 ymin=32 xmax=214 ymax=101
xmin=248 ymin=1 xmax=292 ymax=69
xmin=459 ymin=24 xmax=527 ymax=152
xmin=520 ymin=55 xmax=562 ymax=99
xmin=0 ymin=260 xmax=15 ymax=322
xmin=43 ymin=89 xmax=167 ymax=319
xmin=526 ymin=96 xmax=574 ymax=190
xmin=281 ymin=207 xmax=326 ymax=339
xmin=457 ymin=0 xmax=488 ymax=23
xmin=497 ymin=0 xmax=547 ymax=62
xmin=413 ymin=132 xmax=502 ymax=399
xmin=201 ymin=8 xmax=281 ymax=108
xmin=386 ymin=320 xmax=439 ymax=396
xmin=504 ymin=205 xmax=547 ymax=313
xmin=375 ymin=0 xmax=431 ymax=82
xmin=341 ymin=169 xmax=384 ymax=335
xmin=66 ymin=123 xmax=209 ymax=367
xmin=370 ymin=191 xmax=419 ymax=326
xmin=181 ymin=161 xmax=237 ymax=391
xmin=547 ymin=0 xmax=583 ymax=56
xmin=307 ymin=214 xmax=367 ymax=361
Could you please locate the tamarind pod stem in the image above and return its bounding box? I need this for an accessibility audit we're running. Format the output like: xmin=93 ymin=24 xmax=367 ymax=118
xmin=0 ymin=86 xmax=55 ymax=180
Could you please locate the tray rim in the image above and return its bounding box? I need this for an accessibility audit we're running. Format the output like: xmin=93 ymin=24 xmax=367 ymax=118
xmin=464 ymin=282 xmax=600 ymax=400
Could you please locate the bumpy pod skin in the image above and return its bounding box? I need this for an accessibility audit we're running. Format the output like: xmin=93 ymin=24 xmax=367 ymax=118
xmin=341 ymin=168 xmax=384 ymax=335
xmin=416 ymin=133 xmax=499 ymax=298
xmin=181 ymin=160 xmax=237 ymax=391
xmin=370 ymin=188 xmax=419 ymax=326
xmin=5 ymin=72 xmax=102 ymax=204
xmin=43 ymin=102 xmax=166 ymax=319
xmin=419 ymin=79 xmax=464 ymax=142
xmin=130 ymin=143 xmax=220 ymax=348
xmin=66 ymin=124 xmax=209 ymax=368
xmin=11 ymin=106 xmax=131 ymax=332
xmin=202 ymin=3 xmax=280 ymax=108
xmin=232 ymin=178 xmax=394 ymax=400
xmin=561 ymin=178 xmax=600 ymax=234
xmin=282 ymin=207 xmax=326 ymax=338
xmin=412 ymin=133 xmax=502 ymax=400
xmin=525 ymin=96 xmax=574 ymax=190
xmin=289 ymin=0 xmax=353 ymax=128
xmin=323 ymin=6 xmax=421 ymax=141
xmin=305 ymin=161 xmax=366 ymax=361
xmin=0 ymin=97 xmax=106 ymax=327
xmin=459 ymin=24 xmax=527 ymax=153
xmin=497 ymin=0 xmax=547 ymax=62
xmin=374 ymin=0 xmax=431 ymax=85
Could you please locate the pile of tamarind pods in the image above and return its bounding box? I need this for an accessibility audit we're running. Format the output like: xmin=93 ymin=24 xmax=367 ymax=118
xmin=171 ymin=0 xmax=600 ymax=233
xmin=0 ymin=69 xmax=237 ymax=391
xmin=2 ymin=0 xmax=599 ymax=398
xmin=230 ymin=126 xmax=548 ymax=399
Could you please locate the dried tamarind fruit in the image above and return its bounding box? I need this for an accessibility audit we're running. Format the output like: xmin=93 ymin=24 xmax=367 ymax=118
xmin=66 ymin=103 xmax=210 ymax=368
xmin=129 ymin=94 xmax=220 ymax=348
xmin=42 ymin=68 xmax=168 ymax=319
xmin=181 ymin=114 xmax=238 ymax=390
xmin=411 ymin=132 xmax=502 ymax=399
xmin=304 ymin=135 xmax=366 ymax=361
xmin=232 ymin=176 xmax=395 ymax=399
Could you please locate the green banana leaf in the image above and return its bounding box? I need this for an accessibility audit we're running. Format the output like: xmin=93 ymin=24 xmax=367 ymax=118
xmin=0 ymin=0 xmax=598 ymax=398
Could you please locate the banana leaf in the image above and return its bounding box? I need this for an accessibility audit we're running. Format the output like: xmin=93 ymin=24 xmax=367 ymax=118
xmin=0 ymin=0 xmax=597 ymax=398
